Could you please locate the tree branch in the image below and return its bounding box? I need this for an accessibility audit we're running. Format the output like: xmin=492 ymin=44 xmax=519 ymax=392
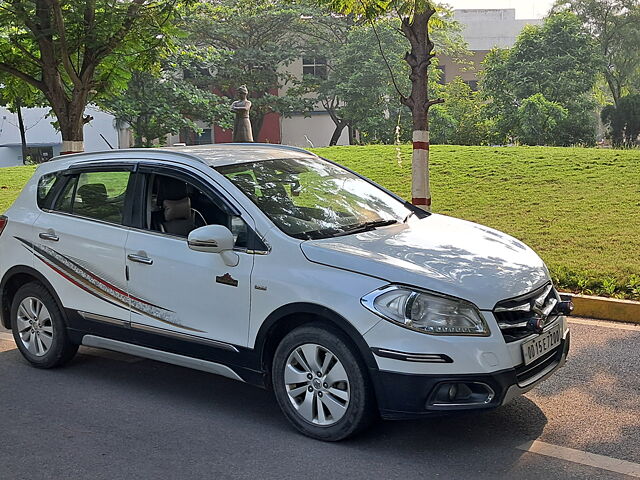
xmin=95 ymin=0 xmax=147 ymax=60
xmin=0 ymin=62 xmax=44 ymax=90
xmin=46 ymin=0 xmax=82 ymax=86
xmin=368 ymin=18 xmax=408 ymax=105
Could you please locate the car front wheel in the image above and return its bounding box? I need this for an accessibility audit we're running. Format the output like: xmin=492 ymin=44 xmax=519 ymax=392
xmin=272 ymin=324 xmax=375 ymax=441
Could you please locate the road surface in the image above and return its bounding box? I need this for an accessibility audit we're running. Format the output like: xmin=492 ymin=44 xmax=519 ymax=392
xmin=0 ymin=317 xmax=638 ymax=479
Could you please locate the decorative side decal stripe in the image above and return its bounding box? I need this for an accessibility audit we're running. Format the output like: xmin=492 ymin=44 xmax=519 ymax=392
xmin=16 ymin=236 xmax=205 ymax=333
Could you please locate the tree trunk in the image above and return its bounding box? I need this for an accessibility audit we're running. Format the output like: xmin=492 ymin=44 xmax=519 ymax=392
xmin=329 ymin=121 xmax=347 ymax=146
xmin=400 ymin=7 xmax=442 ymax=212
xmin=14 ymin=98 xmax=29 ymax=165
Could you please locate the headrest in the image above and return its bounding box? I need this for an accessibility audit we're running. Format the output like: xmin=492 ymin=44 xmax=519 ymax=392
xmin=77 ymin=184 xmax=108 ymax=205
xmin=163 ymin=197 xmax=191 ymax=222
xmin=159 ymin=177 xmax=188 ymax=202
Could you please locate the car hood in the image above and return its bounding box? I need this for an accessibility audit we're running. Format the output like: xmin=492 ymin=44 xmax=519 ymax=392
xmin=300 ymin=214 xmax=550 ymax=309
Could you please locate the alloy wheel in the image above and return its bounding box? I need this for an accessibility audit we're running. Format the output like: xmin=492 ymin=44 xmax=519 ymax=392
xmin=284 ymin=343 xmax=351 ymax=426
xmin=16 ymin=297 xmax=54 ymax=357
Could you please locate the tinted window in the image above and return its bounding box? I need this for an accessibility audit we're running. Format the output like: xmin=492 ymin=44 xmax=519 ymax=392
xmin=53 ymin=171 xmax=131 ymax=224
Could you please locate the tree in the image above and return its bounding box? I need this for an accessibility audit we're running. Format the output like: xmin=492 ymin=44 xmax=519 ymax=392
xmin=182 ymin=0 xmax=316 ymax=140
xmin=307 ymin=19 xmax=410 ymax=145
xmin=0 ymin=0 xmax=186 ymax=153
xmin=429 ymin=76 xmax=490 ymax=145
xmin=315 ymin=0 xmax=467 ymax=210
xmin=480 ymin=13 xmax=600 ymax=145
xmin=515 ymin=94 xmax=568 ymax=146
xmin=553 ymin=0 xmax=640 ymax=105
xmin=101 ymin=71 xmax=229 ymax=147
xmin=601 ymin=94 xmax=640 ymax=147
xmin=304 ymin=8 xmax=463 ymax=147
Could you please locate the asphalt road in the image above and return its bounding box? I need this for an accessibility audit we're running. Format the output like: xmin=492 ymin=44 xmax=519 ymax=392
xmin=0 ymin=317 xmax=638 ymax=480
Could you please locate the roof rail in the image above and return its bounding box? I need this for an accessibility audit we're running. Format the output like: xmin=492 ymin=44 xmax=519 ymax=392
xmin=224 ymin=142 xmax=315 ymax=156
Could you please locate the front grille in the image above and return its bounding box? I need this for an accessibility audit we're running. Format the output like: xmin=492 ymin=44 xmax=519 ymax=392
xmin=493 ymin=283 xmax=560 ymax=342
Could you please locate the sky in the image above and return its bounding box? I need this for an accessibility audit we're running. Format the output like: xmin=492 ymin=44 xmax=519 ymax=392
xmin=442 ymin=0 xmax=556 ymax=19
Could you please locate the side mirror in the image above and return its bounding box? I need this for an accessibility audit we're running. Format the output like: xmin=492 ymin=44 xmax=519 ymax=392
xmin=188 ymin=225 xmax=238 ymax=267
xmin=188 ymin=225 xmax=234 ymax=253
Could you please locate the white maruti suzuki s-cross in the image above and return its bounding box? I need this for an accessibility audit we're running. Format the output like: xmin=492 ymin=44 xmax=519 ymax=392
xmin=0 ymin=144 xmax=571 ymax=441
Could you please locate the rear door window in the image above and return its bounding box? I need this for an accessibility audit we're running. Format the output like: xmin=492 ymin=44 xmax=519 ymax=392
xmin=53 ymin=171 xmax=132 ymax=225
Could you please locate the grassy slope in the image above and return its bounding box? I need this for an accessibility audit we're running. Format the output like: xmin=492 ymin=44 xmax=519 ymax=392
xmin=0 ymin=165 xmax=36 ymax=213
xmin=313 ymin=145 xmax=640 ymax=298
xmin=1 ymin=146 xmax=638 ymax=297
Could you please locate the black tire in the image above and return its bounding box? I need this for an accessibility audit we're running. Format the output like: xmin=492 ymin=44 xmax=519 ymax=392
xmin=11 ymin=282 xmax=78 ymax=368
xmin=272 ymin=323 xmax=376 ymax=441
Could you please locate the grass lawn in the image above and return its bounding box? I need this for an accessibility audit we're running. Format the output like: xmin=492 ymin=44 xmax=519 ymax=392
xmin=0 ymin=165 xmax=36 ymax=213
xmin=313 ymin=145 xmax=640 ymax=299
xmin=1 ymin=146 xmax=638 ymax=298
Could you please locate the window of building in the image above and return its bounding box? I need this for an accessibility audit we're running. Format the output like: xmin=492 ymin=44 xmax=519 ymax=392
xmin=180 ymin=128 xmax=213 ymax=146
xmin=465 ymin=80 xmax=479 ymax=91
xmin=302 ymin=57 xmax=328 ymax=79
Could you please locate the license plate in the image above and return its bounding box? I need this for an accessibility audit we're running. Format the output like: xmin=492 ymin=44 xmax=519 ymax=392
xmin=522 ymin=323 xmax=562 ymax=365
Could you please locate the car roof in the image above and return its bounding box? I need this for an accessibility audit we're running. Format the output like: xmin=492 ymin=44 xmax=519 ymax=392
xmin=40 ymin=143 xmax=318 ymax=173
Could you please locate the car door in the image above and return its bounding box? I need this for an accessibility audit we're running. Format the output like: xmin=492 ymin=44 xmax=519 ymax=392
xmin=30 ymin=165 xmax=135 ymax=327
xmin=124 ymin=166 xmax=254 ymax=348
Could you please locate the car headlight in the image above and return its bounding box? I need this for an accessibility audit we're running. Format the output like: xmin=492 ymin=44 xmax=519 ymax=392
xmin=361 ymin=286 xmax=489 ymax=336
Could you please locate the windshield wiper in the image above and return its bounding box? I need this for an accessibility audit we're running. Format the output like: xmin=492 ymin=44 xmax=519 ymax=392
xmin=331 ymin=219 xmax=399 ymax=237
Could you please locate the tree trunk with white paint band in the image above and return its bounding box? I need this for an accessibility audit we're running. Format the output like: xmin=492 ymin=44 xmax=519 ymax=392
xmin=412 ymin=130 xmax=431 ymax=211
xmin=61 ymin=140 xmax=84 ymax=154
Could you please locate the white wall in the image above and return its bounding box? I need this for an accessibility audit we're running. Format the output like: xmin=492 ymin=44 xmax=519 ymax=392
xmin=454 ymin=9 xmax=542 ymax=50
xmin=281 ymin=112 xmax=349 ymax=148
xmin=0 ymin=105 xmax=119 ymax=167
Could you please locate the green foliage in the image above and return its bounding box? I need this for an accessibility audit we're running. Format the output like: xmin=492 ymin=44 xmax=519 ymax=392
xmin=0 ymin=0 xmax=187 ymax=141
xmin=430 ymin=77 xmax=490 ymax=145
xmin=181 ymin=0 xmax=317 ymax=138
xmin=101 ymin=71 xmax=229 ymax=148
xmin=553 ymin=0 xmax=640 ymax=104
xmin=305 ymin=7 xmax=465 ymax=145
xmin=601 ymin=94 xmax=640 ymax=147
xmin=311 ymin=19 xmax=413 ymax=144
xmin=515 ymin=94 xmax=568 ymax=146
xmin=480 ymin=13 xmax=600 ymax=146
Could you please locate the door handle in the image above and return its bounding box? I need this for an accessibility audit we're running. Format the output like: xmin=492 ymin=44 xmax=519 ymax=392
xmin=39 ymin=232 xmax=59 ymax=242
xmin=127 ymin=253 xmax=153 ymax=265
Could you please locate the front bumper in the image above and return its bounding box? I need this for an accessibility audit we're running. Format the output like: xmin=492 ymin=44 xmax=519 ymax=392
xmin=371 ymin=332 xmax=570 ymax=420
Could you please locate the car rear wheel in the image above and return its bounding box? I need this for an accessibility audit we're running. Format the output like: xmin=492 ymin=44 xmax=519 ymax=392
xmin=11 ymin=282 xmax=78 ymax=368
xmin=272 ymin=324 xmax=375 ymax=441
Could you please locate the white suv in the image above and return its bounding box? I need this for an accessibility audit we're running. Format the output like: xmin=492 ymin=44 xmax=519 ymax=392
xmin=0 ymin=144 xmax=571 ymax=441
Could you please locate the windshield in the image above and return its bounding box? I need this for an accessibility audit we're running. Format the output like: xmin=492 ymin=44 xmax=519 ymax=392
xmin=216 ymin=157 xmax=412 ymax=240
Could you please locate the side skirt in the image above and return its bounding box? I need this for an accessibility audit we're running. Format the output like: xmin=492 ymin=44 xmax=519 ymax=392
xmin=65 ymin=308 xmax=266 ymax=388
xmin=82 ymin=335 xmax=244 ymax=382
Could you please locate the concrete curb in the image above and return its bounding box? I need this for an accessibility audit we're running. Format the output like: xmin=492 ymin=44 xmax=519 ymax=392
xmin=561 ymin=293 xmax=640 ymax=325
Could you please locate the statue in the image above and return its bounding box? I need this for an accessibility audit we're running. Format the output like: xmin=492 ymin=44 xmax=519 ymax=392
xmin=231 ymin=85 xmax=254 ymax=142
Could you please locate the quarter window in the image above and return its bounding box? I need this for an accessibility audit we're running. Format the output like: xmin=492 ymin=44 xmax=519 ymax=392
xmin=53 ymin=171 xmax=131 ymax=224
xmin=37 ymin=173 xmax=60 ymax=209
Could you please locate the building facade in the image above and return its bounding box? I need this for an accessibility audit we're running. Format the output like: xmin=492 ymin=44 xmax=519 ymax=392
xmin=438 ymin=9 xmax=542 ymax=89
